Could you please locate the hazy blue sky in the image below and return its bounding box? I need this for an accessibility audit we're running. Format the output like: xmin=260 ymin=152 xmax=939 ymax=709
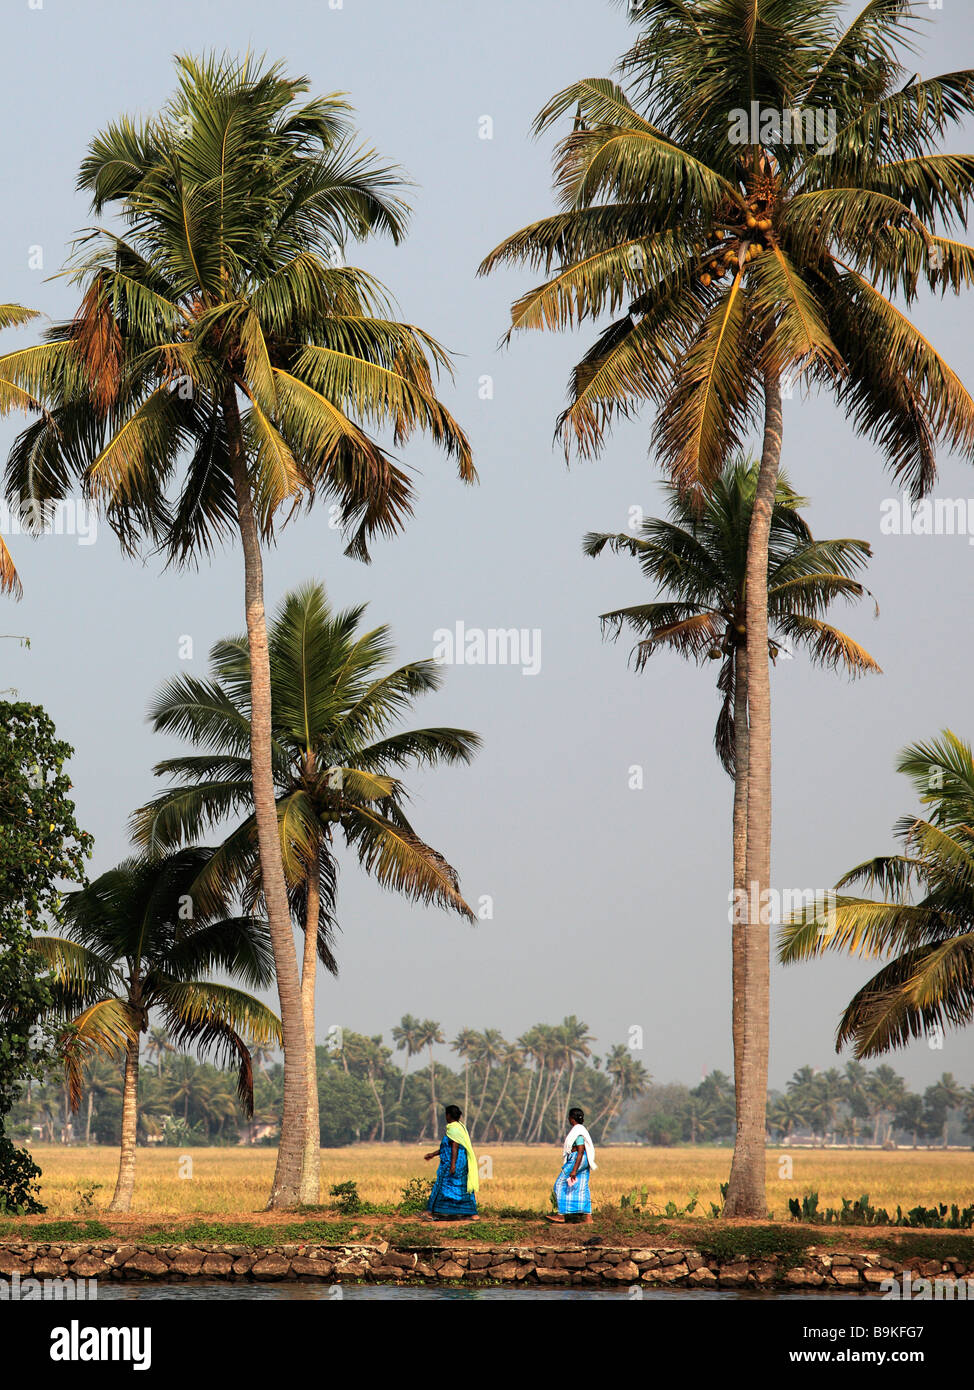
xmin=3 ymin=0 xmax=973 ymax=1091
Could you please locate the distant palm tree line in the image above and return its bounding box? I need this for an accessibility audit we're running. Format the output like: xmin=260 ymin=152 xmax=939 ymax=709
xmin=14 ymin=1033 xmax=973 ymax=1152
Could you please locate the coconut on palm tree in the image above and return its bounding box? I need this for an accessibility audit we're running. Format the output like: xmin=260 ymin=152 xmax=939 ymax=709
xmin=780 ymin=730 xmax=974 ymax=1061
xmin=131 ymin=582 xmax=478 ymax=1200
xmin=0 ymin=54 xmax=474 ymax=1207
xmin=28 ymin=848 xmax=281 ymax=1211
xmin=481 ymin=0 xmax=974 ymax=1212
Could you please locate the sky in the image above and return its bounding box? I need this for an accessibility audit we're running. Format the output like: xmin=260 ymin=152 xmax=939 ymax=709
xmin=2 ymin=0 xmax=973 ymax=1092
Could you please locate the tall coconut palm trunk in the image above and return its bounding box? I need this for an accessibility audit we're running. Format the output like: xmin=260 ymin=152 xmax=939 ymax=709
xmin=729 ymin=637 xmax=749 ymax=1191
xmin=725 ymin=372 xmax=782 ymax=1217
xmin=108 ymin=1036 xmax=140 ymax=1213
xmin=299 ymin=863 xmax=322 ymax=1205
xmin=226 ymin=389 xmax=309 ymax=1209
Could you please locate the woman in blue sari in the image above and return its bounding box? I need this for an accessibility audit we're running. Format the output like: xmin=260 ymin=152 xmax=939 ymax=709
xmin=422 ymin=1105 xmax=479 ymax=1220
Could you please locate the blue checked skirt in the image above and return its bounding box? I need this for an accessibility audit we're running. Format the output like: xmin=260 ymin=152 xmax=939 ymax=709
xmin=553 ymin=1150 xmax=591 ymax=1215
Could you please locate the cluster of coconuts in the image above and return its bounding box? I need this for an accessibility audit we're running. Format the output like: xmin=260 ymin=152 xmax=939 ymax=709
xmin=699 ymin=199 xmax=774 ymax=287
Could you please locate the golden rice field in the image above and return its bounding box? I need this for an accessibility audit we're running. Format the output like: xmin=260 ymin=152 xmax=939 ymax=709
xmin=22 ymin=1143 xmax=974 ymax=1220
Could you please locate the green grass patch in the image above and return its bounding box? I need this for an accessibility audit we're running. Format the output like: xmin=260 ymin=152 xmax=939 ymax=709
xmin=3 ymin=1220 xmax=114 ymax=1243
xmin=139 ymin=1219 xmax=357 ymax=1247
xmin=384 ymin=1219 xmax=534 ymax=1246
xmin=679 ymin=1223 xmax=816 ymax=1266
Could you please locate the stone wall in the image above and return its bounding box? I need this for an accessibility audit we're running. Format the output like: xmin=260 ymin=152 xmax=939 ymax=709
xmin=1 ymin=1241 xmax=973 ymax=1288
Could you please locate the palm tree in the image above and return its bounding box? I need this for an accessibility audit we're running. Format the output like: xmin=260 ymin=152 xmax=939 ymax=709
xmin=28 ymin=848 xmax=281 ymax=1211
xmin=0 ymin=54 xmax=473 ymax=1208
xmin=415 ymin=1019 xmax=445 ymax=1138
xmin=480 ymin=0 xmax=974 ymax=1216
xmin=469 ymin=1028 xmax=505 ymax=1138
xmin=926 ymin=1072 xmax=966 ymax=1149
xmin=80 ymin=1055 xmax=122 ymax=1146
xmin=816 ymin=1067 xmax=846 ymax=1144
xmin=515 ymin=1026 xmax=544 ymax=1139
xmin=894 ymin=1092 xmax=925 ymax=1149
xmin=593 ymin=1044 xmax=650 ymax=1139
xmin=842 ymin=1060 xmax=871 ymax=1147
xmin=767 ymin=1093 xmax=805 ymax=1142
xmin=131 ymin=582 xmax=478 ymax=1200
xmin=868 ymin=1065 xmax=907 ymax=1146
xmin=482 ymin=1040 xmax=523 ymax=1142
xmin=560 ymin=1015 xmax=596 ymax=1115
xmin=451 ymin=1027 xmax=479 ymax=1118
xmin=392 ymin=1014 xmax=424 ymax=1106
xmin=529 ymin=1022 xmax=575 ymax=1141
xmin=144 ymin=1026 xmax=177 ymax=1077
xmin=780 ymin=731 xmax=974 ymax=1061
xmin=587 ymin=459 xmax=877 ymax=1139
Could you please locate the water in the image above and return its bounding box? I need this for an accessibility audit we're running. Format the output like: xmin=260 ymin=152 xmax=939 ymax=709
xmin=90 ymin=1281 xmax=884 ymax=1301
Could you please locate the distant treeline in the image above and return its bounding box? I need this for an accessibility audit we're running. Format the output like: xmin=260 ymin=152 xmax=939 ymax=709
xmin=10 ymin=1017 xmax=974 ymax=1149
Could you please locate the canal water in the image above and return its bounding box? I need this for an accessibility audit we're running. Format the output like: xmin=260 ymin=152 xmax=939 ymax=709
xmin=90 ymin=1282 xmax=884 ymax=1301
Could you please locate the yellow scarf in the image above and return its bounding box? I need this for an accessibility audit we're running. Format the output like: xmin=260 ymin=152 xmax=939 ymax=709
xmin=445 ymin=1121 xmax=480 ymax=1193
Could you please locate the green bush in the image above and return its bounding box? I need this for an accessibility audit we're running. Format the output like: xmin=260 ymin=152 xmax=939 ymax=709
xmin=398 ymin=1176 xmax=433 ymax=1215
xmin=329 ymin=1180 xmax=362 ymax=1215
xmin=0 ymin=1136 xmax=45 ymax=1215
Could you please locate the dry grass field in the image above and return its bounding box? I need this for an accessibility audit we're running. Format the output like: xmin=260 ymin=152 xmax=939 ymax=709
xmin=21 ymin=1143 xmax=974 ymax=1220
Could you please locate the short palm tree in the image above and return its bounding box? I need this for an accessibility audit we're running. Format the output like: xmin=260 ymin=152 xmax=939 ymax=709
xmin=780 ymin=730 xmax=974 ymax=1059
xmin=31 ymin=848 xmax=281 ymax=1211
xmin=480 ymin=0 xmax=974 ymax=1214
xmin=0 ymin=54 xmax=474 ymax=1207
xmin=767 ymin=1092 xmax=805 ymax=1142
xmin=144 ymin=1025 xmax=177 ymax=1077
xmin=415 ymin=1019 xmax=446 ymax=1139
xmin=481 ymin=1040 xmax=523 ymax=1142
xmin=592 ymin=1043 xmax=650 ymax=1139
xmin=588 ymin=457 xmax=878 ymax=1153
xmin=131 ymin=582 xmax=479 ymax=1201
xmin=451 ymin=1026 xmax=479 ymax=1118
xmin=560 ymin=1014 xmax=596 ymax=1114
xmin=468 ymin=1028 xmax=505 ymax=1139
xmin=392 ymin=1013 xmax=424 ymax=1106
xmin=926 ymin=1072 xmax=966 ymax=1149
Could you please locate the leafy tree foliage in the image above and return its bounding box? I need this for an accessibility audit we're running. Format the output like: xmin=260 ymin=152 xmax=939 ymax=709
xmin=0 ymin=701 xmax=91 ymax=1210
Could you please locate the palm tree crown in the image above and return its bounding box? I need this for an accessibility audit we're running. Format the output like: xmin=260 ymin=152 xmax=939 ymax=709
xmin=131 ymin=581 xmax=480 ymax=927
xmin=585 ymin=457 xmax=880 ymax=772
xmin=0 ymin=52 xmax=473 ymax=561
xmin=481 ymin=1 xmax=974 ymax=493
xmin=780 ymin=729 xmax=974 ymax=1056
